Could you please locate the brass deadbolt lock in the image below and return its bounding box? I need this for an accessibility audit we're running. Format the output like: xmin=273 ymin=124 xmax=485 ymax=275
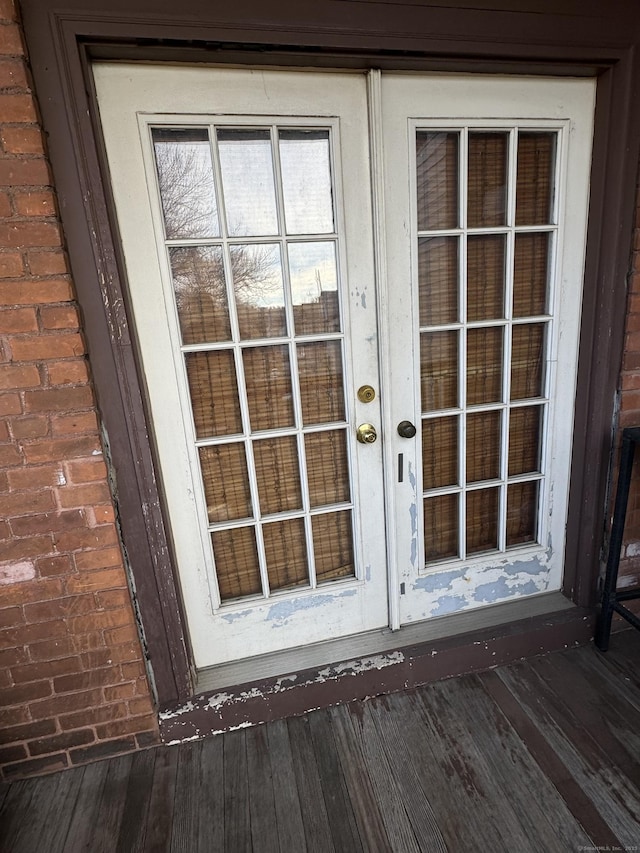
xmin=357 ymin=384 xmax=376 ymax=403
xmin=356 ymin=423 xmax=378 ymax=444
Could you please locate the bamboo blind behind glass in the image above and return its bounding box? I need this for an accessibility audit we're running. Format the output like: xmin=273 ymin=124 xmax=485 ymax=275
xmin=417 ymin=129 xmax=556 ymax=564
xmin=153 ymin=126 xmax=355 ymax=603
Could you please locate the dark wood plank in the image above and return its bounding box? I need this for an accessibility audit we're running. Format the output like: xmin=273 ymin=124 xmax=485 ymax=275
xmin=589 ymin=629 xmax=640 ymax=710
xmin=572 ymin=645 xmax=640 ymax=763
xmin=0 ymin=778 xmax=37 ymax=853
xmin=62 ymin=758 xmax=112 ymax=852
xmin=9 ymin=767 xmax=85 ymax=853
xmin=379 ymin=690 xmax=505 ymax=852
xmin=595 ymin=630 xmax=640 ymax=698
xmin=224 ymin=728 xmax=251 ymax=853
xmin=434 ymin=675 xmax=591 ymax=850
xmin=246 ymin=724 xmax=279 ymax=853
xmin=89 ymin=753 xmax=135 ymax=853
xmin=329 ymin=704 xmax=392 ymax=853
xmin=196 ymin=736 xmax=225 ymax=853
xmin=287 ymin=714 xmax=336 ymax=853
xmin=169 ymin=742 xmax=197 ymax=853
xmin=265 ymin=718 xmax=307 ymax=853
xmin=115 ymin=746 xmax=157 ymax=852
xmin=580 ymin=644 xmax=640 ymax=717
xmin=168 ymin=736 xmax=226 ymax=853
xmin=533 ymin=647 xmax=640 ymax=787
xmin=408 ymin=682 xmax=538 ymax=852
xmin=497 ymin=660 xmax=640 ymax=846
xmin=307 ymin=709 xmax=363 ymax=853
xmin=45 ymin=767 xmax=89 ymax=853
xmin=365 ymin=697 xmax=447 ymax=852
xmin=143 ymin=745 xmax=179 ymax=852
xmin=334 ymin=702 xmax=421 ymax=852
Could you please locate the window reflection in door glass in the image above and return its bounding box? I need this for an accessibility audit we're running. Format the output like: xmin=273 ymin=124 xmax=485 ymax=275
xmin=152 ymin=128 xmax=220 ymax=240
xmin=467 ymin=234 xmax=505 ymax=321
xmin=185 ymin=350 xmax=242 ymax=437
xmin=288 ymin=241 xmax=340 ymax=334
xmin=153 ymin=120 xmax=355 ymax=602
xmin=416 ymin=131 xmax=459 ymax=231
xmin=297 ymin=340 xmax=346 ymax=425
xmin=169 ymin=246 xmax=231 ymax=344
xmin=305 ymin=430 xmax=351 ymax=507
xmin=511 ymin=323 xmax=545 ymax=400
xmin=253 ymin=436 xmax=303 ymax=515
xmin=312 ymin=511 xmax=355 ymax=583
xmin=230 ymin=243 xmax=286 ymax=339
xmin=516 ymin=132 xmax=556 ymax=225
xmin=211 ymin=527 xmax=262 ymax=600
xmin=243 ymin=345 xmax=295 ymax=430
xmin=513 ymin=233 xmax=550 ymax=317
xmin=279 ymin=130 xmax=334 ymax=235
xmin=218 ymin=129 xmax=279 ymax=236
xmin=418 ymin=236 xmax=458 ymax=326
xmin=467 ymin=132 xmax=508 ymax=228
xmin=264 ymin=518 xmax=309 ymax=591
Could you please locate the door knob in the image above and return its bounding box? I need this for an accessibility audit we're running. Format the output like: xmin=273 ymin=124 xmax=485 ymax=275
xmin=397 ymin=420 xmax=417 ymax=438
xmin=356 ymin=423 xmax=377 ymax=444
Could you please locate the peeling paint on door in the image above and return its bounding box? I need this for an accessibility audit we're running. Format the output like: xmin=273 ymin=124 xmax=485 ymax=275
xmin=406 ymin=551 xmax=552 ymax=622
xmin=267 ymin=589 xmax=357 ymax=627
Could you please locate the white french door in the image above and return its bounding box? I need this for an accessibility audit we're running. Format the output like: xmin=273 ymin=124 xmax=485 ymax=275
xmin=380 ymin=74 xmax=594 ymax=625
xmin=94 ymin=66 xmax=389 ymax=668
xmin=94 ymin=64 xmax=594 ymax=670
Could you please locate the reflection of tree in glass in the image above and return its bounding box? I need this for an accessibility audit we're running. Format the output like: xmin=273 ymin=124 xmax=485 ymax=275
xmin=170 ymin=246 xmax=229 ymax=344
xmin=156 ymin=133 xmax=337 ymax=341
xmin=154 ymin=137 xmax=219 ymax=239
xmin=231 ymin=245 xmax=286 ymax=338
xmin=169 ymin=244 xmax=286 ymax=342
xmin=229 ymin=244 xmax=283 ymax=306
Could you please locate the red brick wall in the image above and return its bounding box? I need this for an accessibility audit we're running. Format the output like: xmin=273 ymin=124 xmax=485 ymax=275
xmin=612 ymin=171 xmax=640 ymax=592
xmin=0 ymin=0 xmax=158 ymax=781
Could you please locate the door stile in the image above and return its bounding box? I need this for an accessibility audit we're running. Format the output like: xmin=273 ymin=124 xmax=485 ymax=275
xmin=458 ymin=126 xmax=468 ymax=564
xmin=498 ymin=127 xmax=517 ymax=553
xmin=367 ymin=69 xmax=400 ymax=631
xmin=139 ymin=117 xmax=223 ymax=612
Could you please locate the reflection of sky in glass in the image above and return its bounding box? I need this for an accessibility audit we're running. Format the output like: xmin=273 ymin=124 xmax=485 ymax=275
xmin=230 ymin=244 xmax=284 ymax=308
xmin=155 ymin=126 xmax=342 ymax=319
xmin=152 ymin=129 xmax=220 ymax=239
xmin=279 ymin=131 xmax=334 ymax=235
xmin=218 ymin=130 xmax=278 ymax=237
xmin=288 ymin=242 xmax=337 ymax=305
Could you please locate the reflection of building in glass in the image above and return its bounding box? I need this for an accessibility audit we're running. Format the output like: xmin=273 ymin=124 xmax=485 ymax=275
xmin=293 ymin=289 xmax=340 ymax=334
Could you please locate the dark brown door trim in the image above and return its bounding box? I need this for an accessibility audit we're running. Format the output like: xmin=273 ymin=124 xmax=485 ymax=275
xmin=19 ymin=0 xmax=640 ymax=704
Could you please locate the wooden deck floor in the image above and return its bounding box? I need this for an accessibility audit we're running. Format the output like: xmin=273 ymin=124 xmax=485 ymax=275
xmin=2 ymin=630 xmax=640 ymax=852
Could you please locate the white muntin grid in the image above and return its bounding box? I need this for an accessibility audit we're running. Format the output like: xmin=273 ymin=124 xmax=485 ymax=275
xmin=146 ymin=118 xmax=359 ymax=608
xmin=412 ymin=121 xmax=563 ymax=568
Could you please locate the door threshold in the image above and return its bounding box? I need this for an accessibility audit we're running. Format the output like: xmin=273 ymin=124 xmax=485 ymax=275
xmin=196 ymin=591 xmax=573 ymax=693
xmin=161 ymin=591 xmax=592 ymax=743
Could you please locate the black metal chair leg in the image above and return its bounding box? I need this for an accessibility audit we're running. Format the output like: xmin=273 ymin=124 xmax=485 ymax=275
xmin=595 ymin=428 xmax=639 ymax=651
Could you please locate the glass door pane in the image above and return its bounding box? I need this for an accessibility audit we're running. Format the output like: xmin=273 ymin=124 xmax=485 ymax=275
xmin=152 ymin=124 xmax=355 ymax=603
xmin=417 ymin=126 xmax=557 ymax=565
